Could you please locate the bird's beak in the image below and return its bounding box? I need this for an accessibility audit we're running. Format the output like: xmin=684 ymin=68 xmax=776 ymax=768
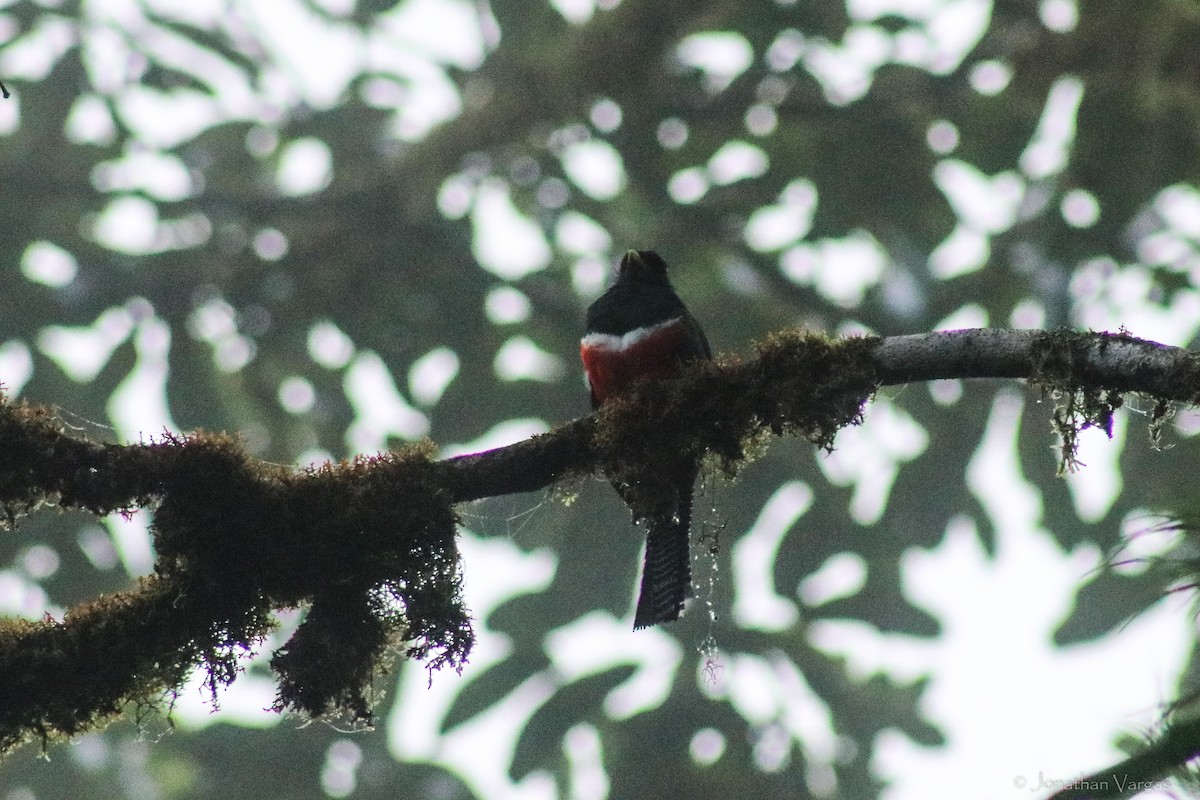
xmin=619 ymin=250 xmax=643 ymax=272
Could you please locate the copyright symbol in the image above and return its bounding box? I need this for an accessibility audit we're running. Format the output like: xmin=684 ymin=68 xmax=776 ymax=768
xmin=1014 ymin=775 xmax=1027 ymax=789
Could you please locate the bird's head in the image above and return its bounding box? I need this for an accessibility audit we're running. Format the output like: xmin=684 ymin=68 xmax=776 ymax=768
xmin=616 ymin=250 xmax=671 ymax=286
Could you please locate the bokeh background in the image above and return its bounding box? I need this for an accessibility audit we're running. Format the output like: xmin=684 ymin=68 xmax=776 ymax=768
xmin=3 ymin=0 xmax=1200 ymax=798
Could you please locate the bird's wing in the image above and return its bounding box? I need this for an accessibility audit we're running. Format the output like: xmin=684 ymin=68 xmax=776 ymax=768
xmin=683 ymin=311 xmax=711 ymax=360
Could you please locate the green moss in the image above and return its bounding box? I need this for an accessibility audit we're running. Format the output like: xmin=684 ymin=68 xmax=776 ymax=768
xmin=589 ymin=329 xmax=880 ymax=522
xmin=0 ymin=392 xmax=472 ymax=755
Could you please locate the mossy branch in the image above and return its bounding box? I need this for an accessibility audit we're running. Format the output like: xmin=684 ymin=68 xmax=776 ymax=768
xmin=1045 ymin=715 xmax=1200 ymax=799
xmin=1 ymin=326 xmax=1198 ymax=757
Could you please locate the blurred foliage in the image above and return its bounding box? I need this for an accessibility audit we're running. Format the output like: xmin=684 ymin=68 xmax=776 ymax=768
xmin=3 ymin=0 xmax=1200 ymax=797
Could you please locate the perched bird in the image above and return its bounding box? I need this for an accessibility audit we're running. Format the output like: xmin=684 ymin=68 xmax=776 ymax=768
xmin=580 ymin=250 xmax=711 ymax=629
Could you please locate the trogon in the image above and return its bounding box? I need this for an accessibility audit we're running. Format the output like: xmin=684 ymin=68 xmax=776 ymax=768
xmin=580 ymin=250 xmax=712 ymax=629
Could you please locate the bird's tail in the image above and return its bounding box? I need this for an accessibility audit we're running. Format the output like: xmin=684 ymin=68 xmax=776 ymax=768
xmin=633 ymin=483 xmax=693 ymax=630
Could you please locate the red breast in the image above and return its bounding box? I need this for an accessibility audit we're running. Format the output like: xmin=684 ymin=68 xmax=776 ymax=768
xmin=580 ymin=317 xmax=695 ymax=406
